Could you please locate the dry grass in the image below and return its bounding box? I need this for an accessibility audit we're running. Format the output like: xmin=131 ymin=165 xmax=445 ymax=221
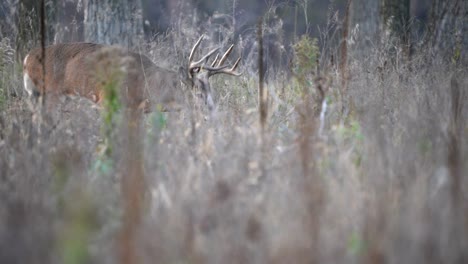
xmin=0 ymin=4 xmax=467 ymax=264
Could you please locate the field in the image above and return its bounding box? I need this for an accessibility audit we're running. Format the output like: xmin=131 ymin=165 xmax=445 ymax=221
xmin=0 ymin=4 xmax=467 ymax=264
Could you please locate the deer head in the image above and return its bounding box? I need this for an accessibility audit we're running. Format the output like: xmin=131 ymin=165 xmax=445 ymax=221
xmin=181 ymin=35 xmax=241 ymax=111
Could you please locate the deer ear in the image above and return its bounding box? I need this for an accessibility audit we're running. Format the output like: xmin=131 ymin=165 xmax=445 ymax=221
xmin=179 ymin=66 xmax=192 ymax=86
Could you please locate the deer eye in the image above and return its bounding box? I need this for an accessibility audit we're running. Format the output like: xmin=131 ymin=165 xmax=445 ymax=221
xmin=190 ymin=67 xmax=200 ymax=74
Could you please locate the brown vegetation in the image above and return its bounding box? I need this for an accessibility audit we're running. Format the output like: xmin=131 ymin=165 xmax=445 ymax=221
xmin=0 ymin=2 xmax=466 ymax=264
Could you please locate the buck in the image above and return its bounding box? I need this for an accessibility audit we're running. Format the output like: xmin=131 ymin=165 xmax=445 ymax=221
xmin=22 ymin=36 xmax=241 ymax=112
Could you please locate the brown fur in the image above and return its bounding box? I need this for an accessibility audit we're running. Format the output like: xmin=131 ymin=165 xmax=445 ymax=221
xmin=23 ymin=43 xmax=185 ymax=111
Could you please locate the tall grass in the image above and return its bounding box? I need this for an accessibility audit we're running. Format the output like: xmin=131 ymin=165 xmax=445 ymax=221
xmin=0 ymin=2 xmax=466 ymax=264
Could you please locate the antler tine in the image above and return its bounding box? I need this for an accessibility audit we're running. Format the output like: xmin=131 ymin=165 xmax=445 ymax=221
xmin=190 ymin=47 xmax=219 ymax=67
xmin=223 ymin=57 xmax=242 ymax=76
xmin=189 ymin=35 xmax=204 ymax=63
xmin=231 ymin=57 xmax=241 ymax=71
xmin=211 ymin=53 xmax=220 ymax=67
xmin=217 ymin=44 xmax=234 ymax=67
xmin=207 ymin=57 xmax=242 ymax=76
xmin=202 ymin=64 xmax=229 ymax=70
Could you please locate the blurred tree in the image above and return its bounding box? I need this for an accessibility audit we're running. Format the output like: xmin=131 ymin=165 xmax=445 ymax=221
xmin=348 ymin=0 xmax=411 ymax=60
xmin=54 ymin=1 xmax=83 ymax=42
xmin=348 ymin=0 xmax=380 ymax=58
xmin=84 ymin=0 xmax=143 ymax=46
xmin=14 ymin=0 xmax=57 ymax=57
xmin=382 ymin=0 xmax=410 ymax=39
xmin=428 ymin=0 xmax=467 ymax=64
xmin=381 ymin=0 xmax=411 ymax=57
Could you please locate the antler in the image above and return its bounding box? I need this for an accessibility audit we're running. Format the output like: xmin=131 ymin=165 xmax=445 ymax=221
xmin=189 ymin=35 xmax=218 ymax=69
xmin=188 ymin=35 xmax=204 ymax=63
xmin=207 ymin=57 xmax=241 ymax=76
xmin=188 ymin=36 xmax=241 ymax=76
xmin=209 ymin=43 xmax=241 ymax=76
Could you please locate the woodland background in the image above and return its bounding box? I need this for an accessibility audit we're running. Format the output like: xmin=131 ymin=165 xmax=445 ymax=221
xmin=0 ymin=0 xmax=467 ymax=264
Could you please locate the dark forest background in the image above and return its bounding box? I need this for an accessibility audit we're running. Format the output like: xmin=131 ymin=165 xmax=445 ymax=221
xmin=0 ymin=1 xmax=466 ymax=264
xmin=0 ymin=0 xmax=435 ymax=47
xmin=1 ymin=0 xmax=465 ymax=68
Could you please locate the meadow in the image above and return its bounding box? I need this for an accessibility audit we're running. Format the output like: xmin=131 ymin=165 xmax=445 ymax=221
xmin=0 ymin=4 xmax=467 ymax=264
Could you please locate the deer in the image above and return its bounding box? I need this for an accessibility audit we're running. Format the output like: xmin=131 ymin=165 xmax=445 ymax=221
xmin=22 ymin=36 xmax=241 ymax=112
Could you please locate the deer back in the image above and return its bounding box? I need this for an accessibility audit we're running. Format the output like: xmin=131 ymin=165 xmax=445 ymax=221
xmin=24 ymin=43 xmax=104 ymax=99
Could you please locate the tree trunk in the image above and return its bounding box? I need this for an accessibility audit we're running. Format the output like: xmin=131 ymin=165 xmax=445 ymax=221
xmin=428 ymin=0 xmax=468 ymax=64
xmin=11 ymin=0 xmax=58 ymax=100
xmin=15 ymin=0 xmax=57 ymax=53
xmin=84 ymin=0 xmax=143 ymax=47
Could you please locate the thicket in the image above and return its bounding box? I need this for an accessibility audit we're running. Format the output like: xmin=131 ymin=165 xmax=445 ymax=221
xmin=0 ymin=1 xmax=466 ymax=264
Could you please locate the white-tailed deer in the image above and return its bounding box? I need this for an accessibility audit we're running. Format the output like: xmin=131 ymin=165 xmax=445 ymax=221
xmin=22 ymin=36 xmax=241 ymax=112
